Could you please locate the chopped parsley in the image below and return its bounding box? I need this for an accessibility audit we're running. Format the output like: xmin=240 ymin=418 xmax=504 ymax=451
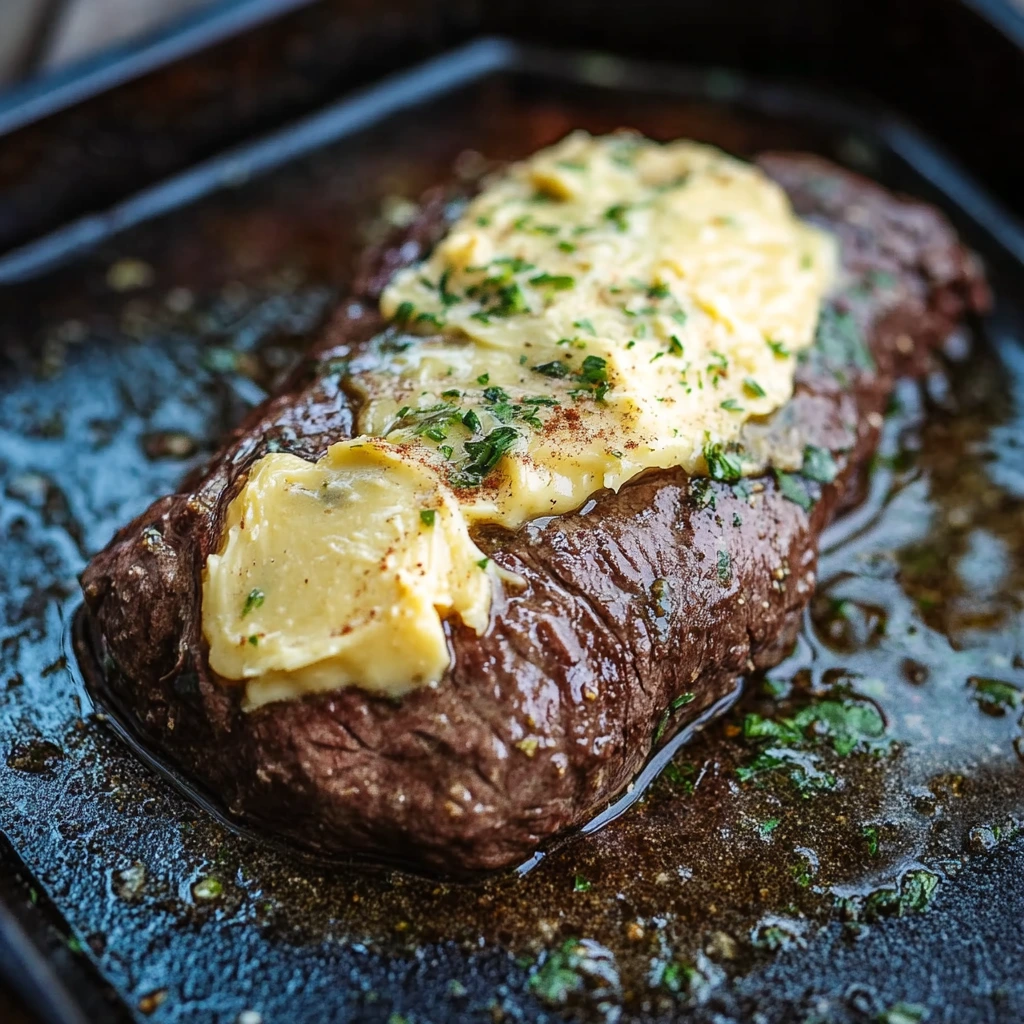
xmin=802 ymin=444 xmax=839 ymax=484
xmin=766 ymin=337 xmax=790 ymax=357
xmin=717 ymin=548 xmax=732 ymax=584
xmin=393 ymin=301 xmax=415 ymax=326
xmin=397 ymin=403 xmax=464 ymax=443
xmin=492 ymin=256 xmax=533 ymax=273
xmin=450 ymin=427 xmax=520 ymax=488
xmin=482 ymin=385 xmax=510 ymax=404
xmin=578 ymin=355 xmax=608 ymax=384
xmin=774 ymin=469 xmax=813 ymax=511
xmin=653 ymin=692 xmax=697 ymax=744
xmin=862 ymin=824 xmax=880 ymax=857
xmin=419 ymin=509 xmax=436 ymax=527
xmin=604 ymin=203 xmax=630 ymax=231
xmin=969 ymin=676 xmax=1021 ymax=714
xmin=493 ymin=282 xmax=529 ymax=317
xmin=743 ymin=698 xmax=885 ymax=759
xmin=743 ymin=377 xmax=766 ymax=398
xmin=573 ymin=318 xmax=596 ymax=336
xmin=572 ymin=875 xmax=592 ymax=893
xmin=720 ymin=398 xmax=743 ymax=412
xmin=241 ymin=588 xmax=264 ymax=618
xmin=703 ymin=442 xmax=743 ymax=483
xmin=814 ymin=305 xmax=874 ymax=372
xmin=533 ymin=360 xmax=570 ymax=379
xmin=529 ymin=273 xmax=576 ymax=291
xmin=438 ymin=268 xmax=459 ymax=307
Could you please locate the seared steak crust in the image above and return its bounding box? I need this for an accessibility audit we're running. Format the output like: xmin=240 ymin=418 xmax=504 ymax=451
xmin=78 ymin=154 xmax=987 ymax=874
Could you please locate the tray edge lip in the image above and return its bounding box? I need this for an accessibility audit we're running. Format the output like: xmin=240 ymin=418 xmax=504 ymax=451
xmin=0 ymin=0 xmax=319 ymax=140
xmin=0 ymin=861 xmax=92 ymax=1024
xmin=0 ymin=35 xmax=1022 ymax=286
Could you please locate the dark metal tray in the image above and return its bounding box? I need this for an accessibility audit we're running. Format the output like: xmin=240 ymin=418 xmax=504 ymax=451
xmin=3 ymin=10 xmax=1024 ymax=1024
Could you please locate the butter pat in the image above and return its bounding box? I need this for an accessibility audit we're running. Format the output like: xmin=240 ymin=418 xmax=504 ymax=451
xmin=202 ymin=132 xmax=837 ymax=705
xmin=203 ymin=440 xmax=490 ymax=706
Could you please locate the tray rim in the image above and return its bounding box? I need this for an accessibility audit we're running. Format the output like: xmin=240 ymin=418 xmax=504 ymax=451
xmin=0 ymin=0 xmax=318 ymax=139
xmin=1 ymin=35 xmax=1023 ymax=289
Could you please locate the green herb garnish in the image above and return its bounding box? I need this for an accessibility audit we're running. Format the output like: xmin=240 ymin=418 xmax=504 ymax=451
xmin=420 ymin=510 xmax=436 ymax=527
xmin=653 ymin=692 xmax=696 ymax=744
xmin=802 ymin=444 xmax=839 ymax=484
xmin=604 ymin=203 xmax=630 ymax=231
xmin=451 ymin=427 xmax=520 ymax=488
xmin=438 ymin=268 xmax=459 ymax=306
xmin=862 ymin=824 xmax=880 ymax=857
xmin=717 ymin=548 xmax=731 ymax=584
xmin=529 ymin=273 xmax=575 ymax=291
xmin=241 ymin=588 xmax=264 ymax=618
xmin=774 ymin=469 xmax=813 ymax=511
xmin=969 ymin=677 xmax=1021 ymax=714
xmin=579 ymin=355 xmax=608 ymax=384
xmin=703 ymin=442 xmax=743 ymax=482
xmin=533 ymin=360 xmax=570 ymax=379
xmin=482 ymin=385 xmax=510 ymax=404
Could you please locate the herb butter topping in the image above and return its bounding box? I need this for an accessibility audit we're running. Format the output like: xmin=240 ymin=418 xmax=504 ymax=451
xmin=202 ymin=132 xmax=836 ymax=705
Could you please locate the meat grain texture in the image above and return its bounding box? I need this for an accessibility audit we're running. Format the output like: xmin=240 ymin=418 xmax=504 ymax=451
xmin=79 ymin=153 xmax=988 ymax=874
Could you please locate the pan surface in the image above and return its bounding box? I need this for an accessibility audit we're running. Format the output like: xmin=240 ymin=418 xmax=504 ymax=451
xmin=2 ymin=43 xmax=1024 ymax=1023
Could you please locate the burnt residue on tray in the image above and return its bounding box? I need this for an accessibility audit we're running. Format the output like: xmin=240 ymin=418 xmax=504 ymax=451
xmin=2 ymin=76 xmax=1024 ymax=1023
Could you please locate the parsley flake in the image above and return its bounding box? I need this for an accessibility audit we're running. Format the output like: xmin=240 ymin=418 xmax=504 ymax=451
xmin=241 ymin=588 xmax=265 ymax=618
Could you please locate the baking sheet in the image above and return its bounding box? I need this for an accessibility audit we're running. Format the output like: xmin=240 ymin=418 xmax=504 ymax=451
xmin=2 ymin=41 xmax=1024 ymax=1023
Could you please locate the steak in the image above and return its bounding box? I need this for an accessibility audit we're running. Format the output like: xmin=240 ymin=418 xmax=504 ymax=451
xmin=77 ymin=152 xmax=987 ymax=874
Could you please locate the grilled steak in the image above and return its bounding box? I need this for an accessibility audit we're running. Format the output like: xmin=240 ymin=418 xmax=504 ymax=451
xmin=78 ymin=152 xmax=987 ymax=874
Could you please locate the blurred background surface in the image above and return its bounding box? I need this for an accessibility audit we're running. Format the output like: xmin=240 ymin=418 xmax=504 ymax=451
xmin=3 ymin=0 xmax=1021 ymax=92
xmin=3 ymin=1 xmax=215 ymax=83
xmin=0 ymin=0 xmax=221 ymax=86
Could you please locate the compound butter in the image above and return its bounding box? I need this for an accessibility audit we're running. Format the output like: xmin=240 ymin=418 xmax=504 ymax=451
xmin=202 ymin=132 xmax=836 ymax=706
